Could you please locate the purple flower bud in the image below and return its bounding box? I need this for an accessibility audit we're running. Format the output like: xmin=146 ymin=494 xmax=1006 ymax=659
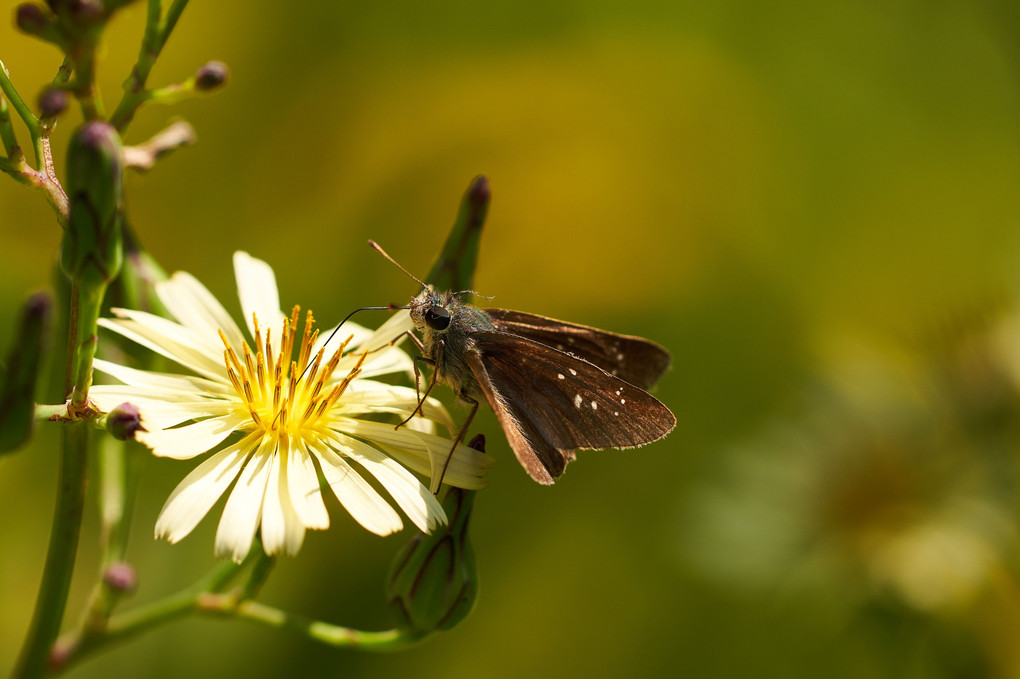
xmin=68 ymin=0 xmax=103 ymax=24
xmin=38 ymin=87 xmax=68 ymax=118
xmin=15 ymin=4 xmax=50 ymax=35
xmin=195 ymin=61 xmax=229 ymax=91
xmin=103 ymin=562 xmax=138 ymax=592
xmin=106 ymin=402 xmax=144 ymax=441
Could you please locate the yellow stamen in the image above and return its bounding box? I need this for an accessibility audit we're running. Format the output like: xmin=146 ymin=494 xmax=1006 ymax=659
xmin=219 ymin=309 xmax=373 ymax=437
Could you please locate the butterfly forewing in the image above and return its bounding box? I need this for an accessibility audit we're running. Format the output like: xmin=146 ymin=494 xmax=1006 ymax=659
xmin=464 ymin=330 xmax=676 ymax=483
xmin=485 ymin=309 xmax=671 ymax=389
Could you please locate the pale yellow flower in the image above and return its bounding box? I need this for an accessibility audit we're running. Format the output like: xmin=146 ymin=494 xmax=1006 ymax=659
xmin=91 ymin=252 xmax=492 ymax=562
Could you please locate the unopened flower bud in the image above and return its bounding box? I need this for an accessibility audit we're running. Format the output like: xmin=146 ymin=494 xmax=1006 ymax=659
xmin=0 ymin=292 xmax=52 ymax=453
xmin=467 ymin=175 xmax=490 ymax=216
xmin=67 ymin=0 xmax=103 ymax=25
xmin=106 ymin=402 xmax=144 ymax=441
xmin=195 ymin=60 xmax=229 ymax=91
xmin=103 ymin=562 xmax=137 ymax=592
xmin=386 ymin=436 xmax=484 ymax=634
xmin=15 ymin=4 xmax=51 ymax=35
xmin=38 ymin=87 xmax=68 ymax=118
xmin=60 ymin=121 xmax=124 ymax=289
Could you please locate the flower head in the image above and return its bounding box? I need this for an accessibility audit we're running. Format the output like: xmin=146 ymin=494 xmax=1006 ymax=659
xmin=91 ymin=252 xmax=493 ymax=562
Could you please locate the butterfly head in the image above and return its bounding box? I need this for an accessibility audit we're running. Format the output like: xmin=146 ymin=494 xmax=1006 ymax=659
xmin=409 ymin=286 xmax=457 ymax=335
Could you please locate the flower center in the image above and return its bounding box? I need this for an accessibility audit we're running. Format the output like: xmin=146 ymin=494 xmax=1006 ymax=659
xmin=218 ymin=306 xmax=365 ymax=438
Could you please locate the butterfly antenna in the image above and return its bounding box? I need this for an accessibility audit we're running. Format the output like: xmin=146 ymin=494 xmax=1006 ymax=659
xmin=453 ymin=289 xmax=493 ymax=300
xmin=369 ymin=240 xmax=426 ymax=288
xmin=296 ymin=304 xmax=406 ymax=383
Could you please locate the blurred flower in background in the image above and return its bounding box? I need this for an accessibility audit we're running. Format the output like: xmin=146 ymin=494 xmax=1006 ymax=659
xmin=683 ymin=298 xmax=1020 ymax=674
xmin=90 ymin=252 xmax=493 ymax=562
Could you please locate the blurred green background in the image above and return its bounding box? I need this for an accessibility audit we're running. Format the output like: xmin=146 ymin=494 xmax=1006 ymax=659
xmin=2 ymin=1 xmax=1020 ymax=677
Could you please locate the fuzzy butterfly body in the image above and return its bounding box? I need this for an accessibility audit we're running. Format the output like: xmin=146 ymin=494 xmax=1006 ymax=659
xmin=407 ymin=286 xmax=676 ymax=484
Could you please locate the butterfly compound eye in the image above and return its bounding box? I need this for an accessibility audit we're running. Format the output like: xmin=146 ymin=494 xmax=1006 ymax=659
xmin=424 ymin=305 xmax=452 ymax=331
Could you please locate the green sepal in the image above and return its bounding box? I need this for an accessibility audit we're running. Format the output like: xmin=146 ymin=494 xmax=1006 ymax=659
xmin=424 ymin=175 xmax=490 ymax=294
xmin=0 ymin=292 xmax=52 ymax=453
xmin=386 ymin=487 xmax=479 ymax=634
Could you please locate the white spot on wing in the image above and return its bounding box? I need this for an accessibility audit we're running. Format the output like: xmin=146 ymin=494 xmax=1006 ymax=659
xmin=574 ymin=394 xmax=583 ymax=409
xmin=569 ymin=368 xmax=577 ymax=376
xmin=591 ymin=401 xmax=597 ymax=410
xmin=557 ymin=373 xmax=565 ymax=380
xmin=621 ymin=399 xmax=626 ymax=404
xmin=614 ymin=411 xmax=619 ymax=416
xmin=616 ymin=352 xmax=624 ymax=361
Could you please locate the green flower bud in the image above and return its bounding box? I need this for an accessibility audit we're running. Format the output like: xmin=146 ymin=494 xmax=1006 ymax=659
xmin=60 ymin=121 xmax=124 ymax=290
xmin=0 ymin=292 xmax=52 ymax=453
xmin=386 ymin=463 xmax=481 ymax=634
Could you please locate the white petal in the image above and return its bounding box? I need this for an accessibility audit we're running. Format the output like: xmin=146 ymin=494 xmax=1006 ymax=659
xmin=108 ymin=307 xmax=220 ymax=355
xmin=215 ymin=436 xmax=275 ymax=562
xmin=261 ymin=441 xmax=305 ymax=557
xmin=358 ymin=310 xmax=414 ymax=353
xmin=309 ymin=439 xmax=404 ymax=536
xmin=156 ymin=271 xmax=246 ymax=351
xmin=93 ymin=358 xmax=233 ymax=396
xmin=384 ymin=443 xmax=493 ymax=490
xmin=332 ymin=417 xmax=493 ymax=490
xmin=330 ymin=417 xmax=457 ymax=453
xmin=337 ymin=381 xmax=453 ymax=430
xmin=98 ymin=318 xmax=226 ymax=382
xmin=286 ymin=438 xmax=329 ymax=529
xmin=234 ymin=252 xmax=285 ymax=346
xmin=326 ymin=431 xmax=445 ymax=532
xmin=138 ymin=415 xmax=247 ymax=459
xmin=154 ymin=433 xmax=257 ymax=544
xmin=90 ymin=387 xmax=233 ymax=430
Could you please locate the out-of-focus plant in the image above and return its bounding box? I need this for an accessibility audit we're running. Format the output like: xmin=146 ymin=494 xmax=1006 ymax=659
xmin=1 ymin=4 xmax=492 ymax=677
xmin=683 ymin=301 xmax=1020 ymax=676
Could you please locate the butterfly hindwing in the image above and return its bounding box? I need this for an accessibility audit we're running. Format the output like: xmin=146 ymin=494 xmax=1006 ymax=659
xmin=484 ymin=309 xmax=672 ymax=389
xmin=463 ymin=330 xmax=676 ymax=484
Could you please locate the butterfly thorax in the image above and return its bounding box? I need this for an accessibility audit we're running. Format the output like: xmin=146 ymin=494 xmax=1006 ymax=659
xmin=409 ymin=286 xmax=495 ymax=399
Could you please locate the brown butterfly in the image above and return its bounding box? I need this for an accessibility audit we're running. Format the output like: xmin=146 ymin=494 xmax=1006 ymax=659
xmin=372 ymin=242 xmax=676 ymax=486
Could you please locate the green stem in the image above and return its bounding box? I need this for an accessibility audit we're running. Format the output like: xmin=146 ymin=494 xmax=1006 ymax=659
xmin=0 ymin=91 xmax=19 ymax=156
xmin=76 ymin=438 xmax=141 ymax=628
xmin=0 ymin=60 xmax=41 ymax=166
xmin=11 ymin=421 xmax=90 ymax=679
xmin=70 ymin=47 xmax=104 ymax=122
xmin=66 ymin=281 xmax=105 ymax=411
xmin=0 ymin=154 xmax=27 ymax=177
xmin=52 ymin=559 xmax=244 ymax=672
xmin=162 ymin=0 xmax=191 ymax=38
xmin=210 ymin=599 xmax=426 ymax=651
xmin=110 ymin=0 xmax=191 ymax=131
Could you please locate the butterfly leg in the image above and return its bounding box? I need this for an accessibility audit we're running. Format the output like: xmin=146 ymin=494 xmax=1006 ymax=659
xmin=357 ymin=329 xmax=424 ymax=357
xmin=432 ymin=393 xmax=479 ymax=492
xmin=394 ymin=355 xmax=438 ymax=429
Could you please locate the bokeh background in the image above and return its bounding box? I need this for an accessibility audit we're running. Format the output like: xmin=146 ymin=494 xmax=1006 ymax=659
xmin=2 ymin=1 xmax=1020 ymax=677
